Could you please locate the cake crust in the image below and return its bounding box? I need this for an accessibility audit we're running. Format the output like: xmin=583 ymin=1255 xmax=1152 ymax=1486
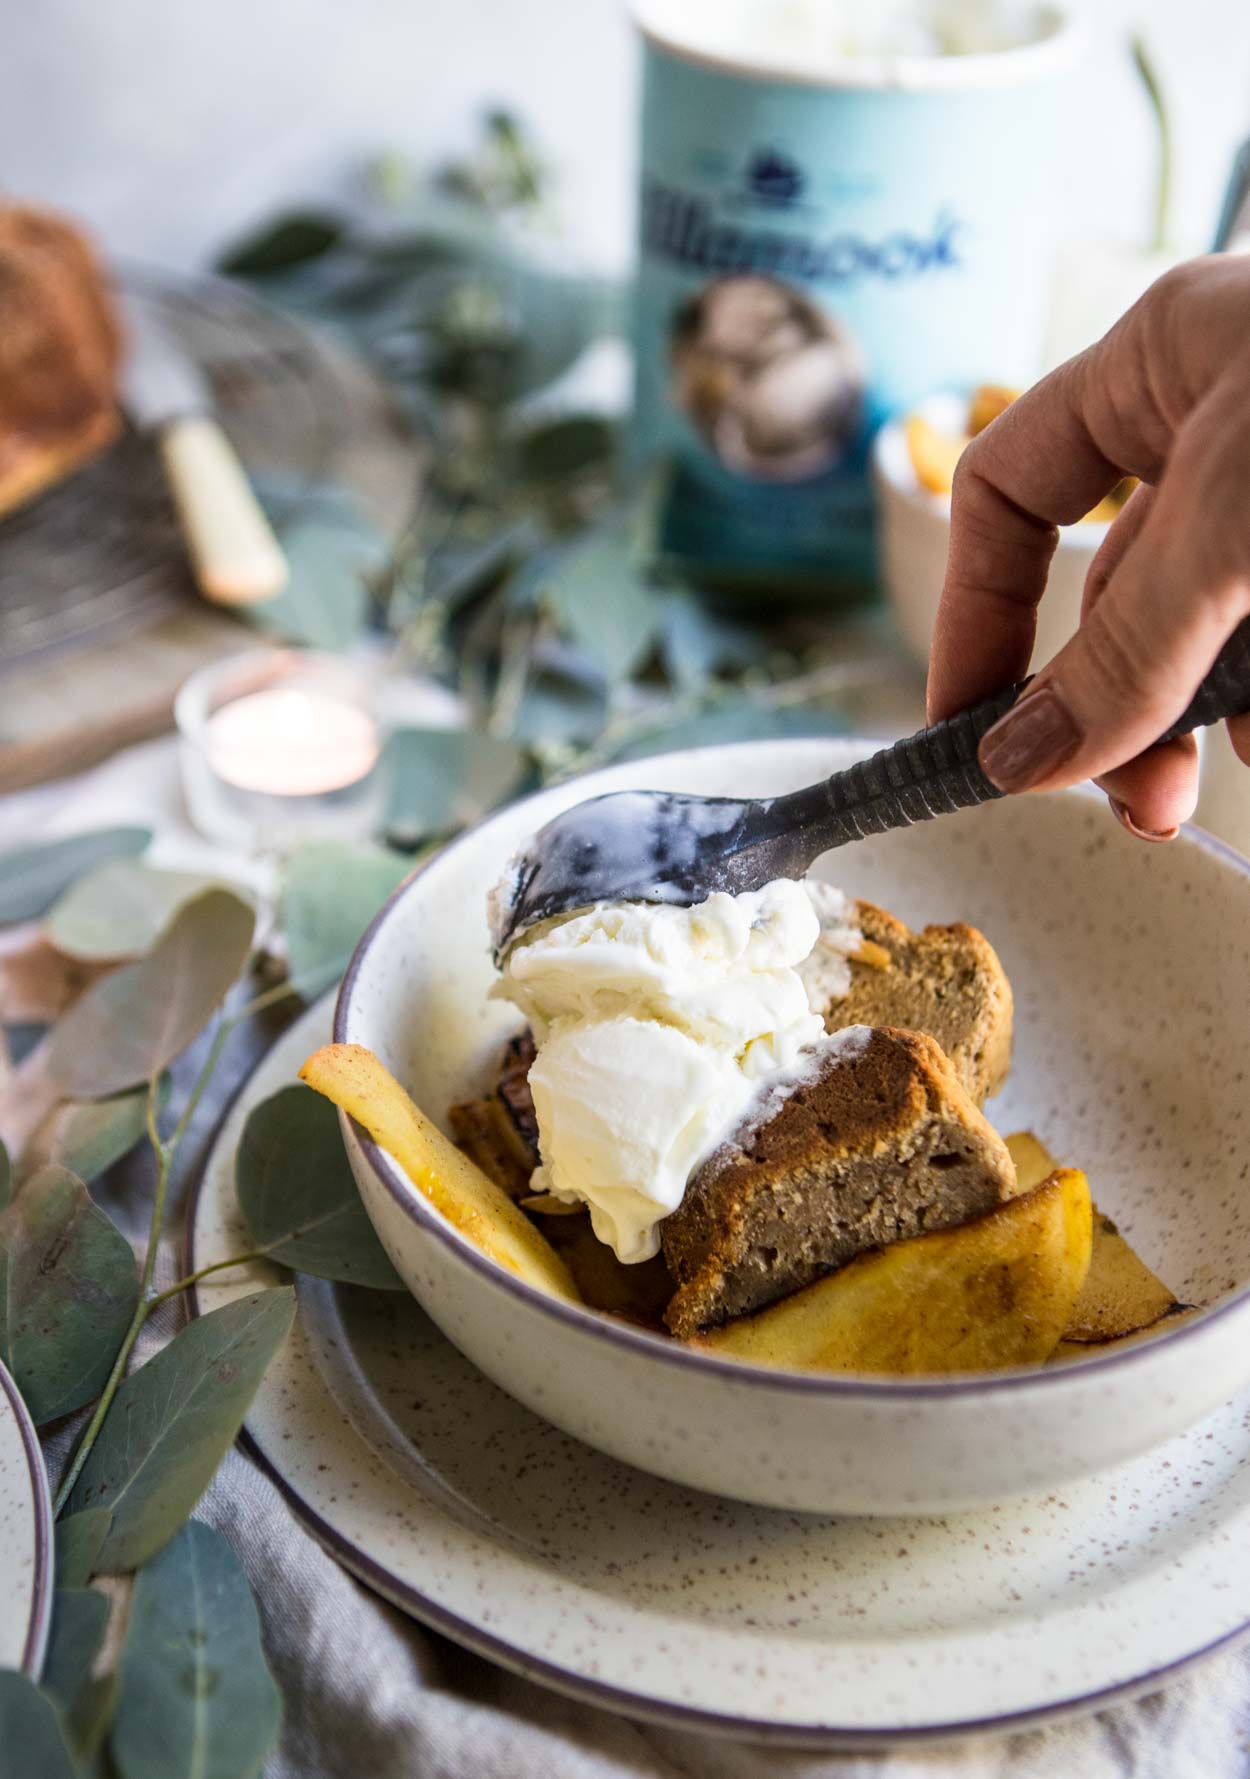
xmin=661 ymin=1025 xmax=1017 ymax=1337
xmin=826 ymin=902 xmax=1013 ymax=1103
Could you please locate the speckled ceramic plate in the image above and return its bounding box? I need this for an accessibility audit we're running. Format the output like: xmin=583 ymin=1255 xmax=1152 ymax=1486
xmin=0 ymin=1358 xmax=53 ymax=1676
xmin=191 ymin=1003 xmax=1250 ymax=1747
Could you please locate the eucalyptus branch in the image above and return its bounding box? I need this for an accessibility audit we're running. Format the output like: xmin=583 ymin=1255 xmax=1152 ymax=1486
xmin=535 ymin=649 xmax=899 ymax=786
xmin=544 ymin=688 xmax=701 ymax=780
xmin=235 ymin=978 xmax=303 ymax=1023
xmin=139 ymin=1070 xmax=176 ymax=1296
xmin=1133 ymin=36 xmax=1173 ymax=254
xmin=144 ymin=1073 xmax=164 ymax=1165
xmin=488 ymin=604 xmax=544 ymax=737
xmin=52 ymin=976 xmax=302 ymax=1518
xmin=750 ymin=655 xmax=898 ymax=709
xmin=54 ymin=1046 xmax=217 ymax=1514
xmin=52 ymin=1294 xmax=146 ymax=1515
xmin=53 ymin=1120 xmax=170 ymax=1510
xmin=147 ymin=1248 xmax=275 ymax=1312
xmin=164 ymin=1020 xmax=230 ymax=1170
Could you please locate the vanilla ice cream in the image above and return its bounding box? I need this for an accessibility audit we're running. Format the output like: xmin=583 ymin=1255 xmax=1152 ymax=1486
xmin=495 ymin=878 xmax=860 ymax=1262
xmin=797 ymin=879 xmax=863 ymax=1010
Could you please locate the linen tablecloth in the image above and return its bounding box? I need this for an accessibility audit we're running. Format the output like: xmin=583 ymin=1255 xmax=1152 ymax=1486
xmin=6 ymin=737 xmax=1250 ymax=1779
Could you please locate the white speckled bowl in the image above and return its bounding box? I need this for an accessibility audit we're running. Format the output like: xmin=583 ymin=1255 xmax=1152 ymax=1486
xmin=336 ymin=740 xmax=1250 ymax=1516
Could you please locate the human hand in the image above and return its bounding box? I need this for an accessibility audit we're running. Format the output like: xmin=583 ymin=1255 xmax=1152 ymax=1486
xmin=927 ymin=255 xmax=1250 ymax=840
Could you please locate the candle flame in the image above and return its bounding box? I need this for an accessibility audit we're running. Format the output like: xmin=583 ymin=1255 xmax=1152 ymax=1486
xmin=205 ymin=688 xmax=380 ymax=796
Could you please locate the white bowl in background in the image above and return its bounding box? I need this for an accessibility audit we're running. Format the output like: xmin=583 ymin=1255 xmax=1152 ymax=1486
xmin=873 ymin=391 xmax=1109 ymax=673
xmin=335 ymin=739 xmax=1250 ymax=1517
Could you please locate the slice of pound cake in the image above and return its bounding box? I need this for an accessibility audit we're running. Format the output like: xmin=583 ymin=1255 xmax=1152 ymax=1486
xmin=661 ymin=1025 xmax=1017 ymax=1337
xmin=822 ymin=902 xmax=1013 ymax=1104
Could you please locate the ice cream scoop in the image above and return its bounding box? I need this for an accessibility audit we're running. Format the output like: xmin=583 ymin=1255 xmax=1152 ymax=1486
xmin=494 ymin=879 xmax=834 ymax=1261
xmin=491 ymin=620 xmax=1250 ymax=960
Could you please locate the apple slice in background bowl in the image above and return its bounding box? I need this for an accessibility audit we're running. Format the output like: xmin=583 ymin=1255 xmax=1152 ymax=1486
xmin=872 ymin=388 xmax=1118 ymax=676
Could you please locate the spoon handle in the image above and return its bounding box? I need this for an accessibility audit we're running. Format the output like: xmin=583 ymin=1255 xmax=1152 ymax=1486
xmin=783 ymin=615 xmax=1250 ymax=858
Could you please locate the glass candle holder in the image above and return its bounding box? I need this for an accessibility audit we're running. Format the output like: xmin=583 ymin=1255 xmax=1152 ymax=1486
xmin=175 ymin=650 xmax=384 ymax=853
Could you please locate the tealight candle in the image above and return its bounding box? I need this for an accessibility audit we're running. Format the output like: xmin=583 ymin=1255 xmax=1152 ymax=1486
xmin=176 ymin=650 xmax=383 ymax=850
xmin=205 ymin=686 xmax=379 ymax=797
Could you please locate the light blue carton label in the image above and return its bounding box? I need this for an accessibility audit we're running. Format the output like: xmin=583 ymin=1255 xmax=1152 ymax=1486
xmin=631 ymin=44 xmax=1067 ymax=591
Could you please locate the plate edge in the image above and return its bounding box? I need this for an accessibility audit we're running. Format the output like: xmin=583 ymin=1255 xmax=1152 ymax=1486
xmin=238 ymin=1425 xmax=1250 ymax=1749
xmin=185 ymin=998 xmax=1250 ymax=1747
xmin=0 ymin=1358 xmax=53 ymax=1677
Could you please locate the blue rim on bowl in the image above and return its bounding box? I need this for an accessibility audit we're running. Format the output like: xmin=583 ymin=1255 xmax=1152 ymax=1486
xmin=335 ymin=756 xmax=1250 ymax=1399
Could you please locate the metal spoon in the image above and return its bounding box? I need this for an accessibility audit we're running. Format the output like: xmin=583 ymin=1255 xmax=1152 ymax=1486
xmin=491 ymin=616 xmax=1250 ymax=960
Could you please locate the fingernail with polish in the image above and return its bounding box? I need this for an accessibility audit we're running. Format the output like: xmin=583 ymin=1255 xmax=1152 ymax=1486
xmin=1109 ymin=797 xmax=1178 ymax=844
xmin=978 ymin=685 xmax=1081 ymax=793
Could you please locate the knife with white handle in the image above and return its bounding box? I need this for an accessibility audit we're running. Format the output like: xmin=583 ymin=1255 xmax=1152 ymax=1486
xmin=121 ymin=296 xmax=288 ymax=606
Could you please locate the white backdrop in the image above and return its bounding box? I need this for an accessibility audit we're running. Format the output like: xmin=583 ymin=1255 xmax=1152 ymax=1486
xmin=0 ymin=0 xmax=1247 ymax=275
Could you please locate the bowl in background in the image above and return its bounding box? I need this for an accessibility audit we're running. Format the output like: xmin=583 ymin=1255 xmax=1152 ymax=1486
xmin=335 ymin=739 xmax=1250 ymax=1516
xmin=873 ymin=391 xmax=1108 ymax=673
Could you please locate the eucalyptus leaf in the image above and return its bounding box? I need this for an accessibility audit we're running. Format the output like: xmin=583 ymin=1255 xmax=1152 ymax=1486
xmin=252 ymin=471 xmax=371 ymax=529
xmin=541 ymin=529 xmax=661 ymax=684
xmin=69 ymin=1288 xmax=296 ymax=1572
xmin=353 ymin=202 xmax=495 ymax=264
xmin=35 ymin=1082 xmax=162 ymax=1186
xmin=508 ymin=265 xmax=620 ymax=402
xmin=425 ymin=519 xmax=537 ymax=615
xmin=236 ymin=1086 xmax=403 ymax=1289
xmin=219 ymin=258 xmax=345 ymax=320
xmin=505 ymin=542 xmax=567 ymax=614
xmin=383 ymin=727 xmax=527 ymax=847
xmin=66 ymin=1679 xmax=115 ymax=1768
xmin=217 ymin=209 xmax=346 ymax=276
xmin=325 ymin=228 xmax=487 ymax=312
xmin=43 ymin=1586 xmax=114 ymax=1759
xmin=55 ymin=1508 xmax=114 ymax=1589
xmin=0 ymin=828 xmax=151 ymax=928
xmin=45 ymin=861 xmax=233 ymax=963
xmin=111 ymin=1522 xmax=280 ymax=1779
xmin=0 ymin=1166 xmax=139 ymax=1425
xmin=0 ymin=1670 xmax=78 ymax=1779
xmin=48 ymin=889 xmax=256 ymax=1100
xmin=247 ymin=516 xmax=387 ymax=652
xmin=511 ymin=671 xmax=607 ymax=750
xmin=281 ymin=842 xmax=410 ymax=999
xmin=660 ymin=592 xmax=764 ymax=692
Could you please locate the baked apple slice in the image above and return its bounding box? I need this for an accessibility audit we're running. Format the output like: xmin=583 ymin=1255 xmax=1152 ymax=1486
xmin=1005 ymin=1131 xmax=1180 ymax=1343
xmin=301 ymin=1042 xmax=581 ymax=1303
xmin=694 ymin=1168 xmax=1092 ymax=1375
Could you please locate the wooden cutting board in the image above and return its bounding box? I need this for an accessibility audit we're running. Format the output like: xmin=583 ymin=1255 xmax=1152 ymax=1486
xmin=0 ymin=269 xmax=419 ymax=794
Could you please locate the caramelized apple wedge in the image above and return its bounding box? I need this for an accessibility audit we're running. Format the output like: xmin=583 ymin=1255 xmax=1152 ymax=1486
xmin=968 ymin=382 xmax=1020 ymax=434
xmin=1005 ymin=1129 xmax=1059 ymax=1192
xmin=1005 ymin=1131 xmax=1179 ymax=1342
xmin=1048 ymin=1304 xmax=1202 ymax=1365
xmin=904 ymin=413 xmax=965 ymax=495
xmin=300 ymin=1043 xmax=581 ymax=1303
xmin=1064 ymin=1210 xmax=1177 ymax=1342
xmin=695 ymin=1168 xmax=1093 ymax=1375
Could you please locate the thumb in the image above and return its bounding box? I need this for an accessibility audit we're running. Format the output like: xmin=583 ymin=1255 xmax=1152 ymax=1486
xmin=976 ymin=395 xmax=1250 ymax=795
